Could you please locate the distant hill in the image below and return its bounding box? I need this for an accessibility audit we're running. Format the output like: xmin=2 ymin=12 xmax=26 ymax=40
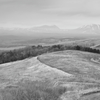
xmin=79 ymin=24 xmax=100 ymax=33
xmin=67 ymin=24 xmax=100 ymax=37
xmin=0 ymin=24 xmax=100 ymax=38
xmin=76 ymin=24 xmax=100 ymax=35
xmin=31 ymin=25 xmax=60 ymax=30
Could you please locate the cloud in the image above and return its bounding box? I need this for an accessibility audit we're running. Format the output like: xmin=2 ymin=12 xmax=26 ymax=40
xmin=42 ymin=0 xmax=100 ymax=17
xmin=0 ymin=0 xmax=52 ymax=9
xmin=0 ymin=0 xmax=100 ymax=28
xmin=1 ymin=0 xmax=100 ymax=17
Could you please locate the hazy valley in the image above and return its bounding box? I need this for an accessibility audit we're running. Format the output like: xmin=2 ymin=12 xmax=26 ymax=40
xmin=0 ymin=24 xmax=100 ymax=50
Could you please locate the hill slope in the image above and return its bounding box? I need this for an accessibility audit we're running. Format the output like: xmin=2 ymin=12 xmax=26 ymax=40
xmin=0 ymin=50 xmax=100 ymax=100
xmin=38 ymin=50 xmax=100 ymax=100
xmin=0 ymin=56 xmax=72 ymax=100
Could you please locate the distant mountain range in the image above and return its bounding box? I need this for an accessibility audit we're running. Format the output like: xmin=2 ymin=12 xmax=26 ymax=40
xmin=0 ymin=24 xmax=100 ymax=38
xmin=31 ymin=25 xmax=60 ymax=30
xmin=65 ymin=24 xmax=100 ymax=37
xmin=75 ymin=24 xmax=100 ymax=34
xmin=0 ymin=24 xmax=100 ymax=48
xmin=0 ymin=25 xmax=60 ymax=32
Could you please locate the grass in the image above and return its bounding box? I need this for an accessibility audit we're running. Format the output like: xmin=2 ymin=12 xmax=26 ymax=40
xmin=38 ymin=50 xmax=100 ymax=80
xmin=0 ymin=80 xmax=66 ymax=100
xmin=0 ymin=50 xmax=100 ymax=99
xmin=0 ymin=56 xmax=70 ymax=100
xmin=38 ymin=50 xmax=100 ymax=99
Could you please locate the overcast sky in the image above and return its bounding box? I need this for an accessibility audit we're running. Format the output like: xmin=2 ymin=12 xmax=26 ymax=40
xmin=0 ymin=0 xmax=100 ymax=29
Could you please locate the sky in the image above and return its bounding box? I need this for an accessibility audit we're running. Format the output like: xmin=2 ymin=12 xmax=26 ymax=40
xmin=0 ymin=0 xmax=100 ymax=29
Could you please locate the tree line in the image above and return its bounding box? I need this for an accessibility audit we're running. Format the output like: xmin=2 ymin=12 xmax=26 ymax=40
xmin=0 ymin=45 xmax=100 ymax=64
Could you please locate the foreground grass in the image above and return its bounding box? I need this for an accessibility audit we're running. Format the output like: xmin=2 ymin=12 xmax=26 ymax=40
xmin=0 ymin=80 xmax=66 ymax=100
xmin=0 ymin=56 xmax=71 ymax=100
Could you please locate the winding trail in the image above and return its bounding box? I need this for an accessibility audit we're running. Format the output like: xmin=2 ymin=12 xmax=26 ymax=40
xmin=91 ymin=58 xmax=100 ymax=64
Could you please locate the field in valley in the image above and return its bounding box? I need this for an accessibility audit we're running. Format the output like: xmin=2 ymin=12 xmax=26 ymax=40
xmin=0 ymin=50 xmax=100 ymax=99
xmin=1 ymin=37 xmax=100 ymax=51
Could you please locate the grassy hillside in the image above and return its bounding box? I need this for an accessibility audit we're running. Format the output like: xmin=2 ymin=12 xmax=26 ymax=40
xmin=0 ymin=50 xmax=100 ymax=100
xmin=38 ymin=50 xmax=100 ymax=100
xmin=0 ymin=56 xmax=72 ymax=100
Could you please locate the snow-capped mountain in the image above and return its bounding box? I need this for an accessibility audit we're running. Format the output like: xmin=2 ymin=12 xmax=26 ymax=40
xmin=76 ymin=24 xmax=100 ymax=33
xmin=82 ymin=24 xmax=100 ymax=30
xmin=65 ymin=24 xmax=100 ymax=38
